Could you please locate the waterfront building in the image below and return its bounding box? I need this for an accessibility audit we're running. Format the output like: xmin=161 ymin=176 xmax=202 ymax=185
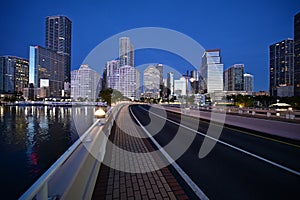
xmin=46 ymin=15 xmax=72 ymax=83
xmin=0 ymin=56 xmax=29 ymax=95
xmin=269 ymin=39 xmax=294 ymax=97
xmin=71 ymin=64 xmax=101 ymax=101
xmin=29 ymin=45 xmax=65 ymax=99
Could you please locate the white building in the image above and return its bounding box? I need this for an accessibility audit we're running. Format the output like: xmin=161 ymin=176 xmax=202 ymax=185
xmin=117 ymin=65 xmax=140 ymax=100
xmin=144 ymin=65 xmax=160 ymax=98
xmin=106 ymin=60 xmax=120 ymax=89
xmin=244 ymin=73 xmax=254 ymax=92
xmin=200 ymin=49 xmax=224 ymax=101
xmin=167 ymin=72 xmax=174 ymax=96
xmin=174 ymin=77 xmax=187 ymax=96
xmin=71 ymin=64 xmax=101 ymax=101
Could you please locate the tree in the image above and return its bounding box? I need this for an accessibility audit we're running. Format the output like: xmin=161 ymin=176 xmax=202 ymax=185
xmin=99 ymin=88 xmax=125 ymax=106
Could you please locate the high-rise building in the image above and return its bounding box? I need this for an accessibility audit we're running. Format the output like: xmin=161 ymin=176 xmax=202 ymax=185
xmin=244 ymin=73 xmax=254 ymax=92
xmin=29 ymin=45 xmax=65 ymax=98
xmin=118 ymin=65 xmax=139 ymax=100
xmin=224 ymin=64 xmax=244 ymax=91
xmin=190 ymin=70 xmax=200 ymax=94
xmin=156 ymin=64 xmax=164 ymax=96
xmin=269 ymin=39 xmax=294 ymax=97
xmin=119 ymin=37 xmax=134 ymax=67
xmin=45 ymin=15 xmax=72 ymax=83
xmin=71 ymin=64 xmax=101 ymax=101
xmin=144 ymin=65 xmax=160 ymax=98
xmin=294 ymin=12 xmax=300 ymax=96
xmin=0 ymin=56 xmax=29 ymax=94
xmin=106 ymin=60 xmax=120 ymax=89
xmin=167 ymin=72 xmax=174 ymax=96
xmin=105 ymin=60 xmax=139 ymax=100
xmin=174 ymin=77 xmax=187 ymax=96
xmin=200 ymin=49 xmax=224 ymax=95
xmin=0 ymin=56 xmax=15 ymax=94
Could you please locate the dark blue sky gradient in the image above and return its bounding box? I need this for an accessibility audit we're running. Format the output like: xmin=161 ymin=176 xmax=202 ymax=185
xmin=0 ymin=0 xmax=299 ymax=91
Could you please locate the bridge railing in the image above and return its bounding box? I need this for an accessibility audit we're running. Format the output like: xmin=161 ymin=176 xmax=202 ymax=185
xmin=19 ymin=103 xmax=125 ymax=200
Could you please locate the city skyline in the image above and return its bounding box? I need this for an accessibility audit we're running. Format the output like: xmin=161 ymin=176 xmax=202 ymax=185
xmin=1 ymin=1 xmax=299 ymax=92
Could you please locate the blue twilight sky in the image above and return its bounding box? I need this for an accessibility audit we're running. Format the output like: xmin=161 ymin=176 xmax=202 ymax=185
xmin=0 ymin=0 xmax=299 ymax=91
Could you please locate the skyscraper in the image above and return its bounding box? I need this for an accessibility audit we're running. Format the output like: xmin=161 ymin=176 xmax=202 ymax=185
xmin=269 ymin=39 xmax=294 ymax=97
xmin=71 ymin=64 xmax=101 ymax=101
xmin=200 ymin=49 xmax=224 ymax=94
xmin=118 ymin=65 xmax=139 ymax=100
xmin=156 ymin=64 xmax=164 ymax=96
xmin=106 ymin=60 xmax=120 ymax=89
xmin=0 ymin=56 xmax=29 ymax=94
xmin=190 ymin=70 xmax=200 ymax=94
xmin=0 ymin=56 xmax=15 ymax=94
xmin=244 ymin=73 xmax=254 ymax=92
xmin=167 ymin=72 xmax=174 ymax=96
xmin=224 ymin=64 xmax=244 ymax=91
xmin=29 ymin=45 xmax=65 ymax=98
xmin=119 ymin=37 xmax=134 ymax=67
xmin=144 ymin=65 xmax=160 ymax=98
xmin=45 ymin=15 xmax=72 ymax=83
xmin=294 ymin=12 xmax=300 ymax=96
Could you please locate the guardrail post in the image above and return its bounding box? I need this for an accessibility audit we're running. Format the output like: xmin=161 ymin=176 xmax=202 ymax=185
xmin=36 ymin=182 xmax=48 ymax=200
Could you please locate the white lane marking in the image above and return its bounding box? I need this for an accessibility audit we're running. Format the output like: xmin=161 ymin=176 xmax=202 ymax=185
xmin=129 ymin=106 xmax=209 ymax=200
xmin=138 ymin=105 xmax=300 ymax=177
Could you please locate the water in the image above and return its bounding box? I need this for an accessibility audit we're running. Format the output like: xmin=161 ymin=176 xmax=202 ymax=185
xmin=0 ymin=106 xmax=95 ymax=199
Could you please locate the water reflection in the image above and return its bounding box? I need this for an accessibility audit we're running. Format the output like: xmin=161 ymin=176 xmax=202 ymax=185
xmin=0 ymin=105 xmax=95 ymax=199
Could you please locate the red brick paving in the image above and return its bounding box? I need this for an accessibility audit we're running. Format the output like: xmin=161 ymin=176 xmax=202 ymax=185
xmin=92 ymin=105 xmax=189 ymax=200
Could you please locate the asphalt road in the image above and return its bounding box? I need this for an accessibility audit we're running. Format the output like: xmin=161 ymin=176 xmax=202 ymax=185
xmin=129 ymin=104 xmax=300 ymax=200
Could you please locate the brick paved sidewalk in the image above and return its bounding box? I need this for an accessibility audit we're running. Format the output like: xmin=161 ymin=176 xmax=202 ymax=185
xmin=92 ymin=105 xmax=190 ymax=200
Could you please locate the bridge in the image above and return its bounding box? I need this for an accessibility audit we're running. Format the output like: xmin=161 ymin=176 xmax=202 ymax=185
xmin=19 ymin=103 xmax=300 ymax=199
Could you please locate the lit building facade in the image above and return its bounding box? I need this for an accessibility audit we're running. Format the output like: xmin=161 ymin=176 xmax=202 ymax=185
xmin=0 ymin=56 xmax=29 ymax=94
xmin=118 ymin=65 xmax=140 ymax=100
xmin=294 ymin=12 xmax=300 ymax=96
xmin=46 ymin=15 xmax=72 ymax=83
xmin=29 ymin=45 xmax=65 ymax=98
xmin=224 ymin=64 xmax=244 ymax=91
xmin=244 ymin=73 xmax=254 ymax=92
xmin=200 ymin=49 xmax=224 ymax=95
xmin=144 ymin=65 xmax=160 ymax=98
xmin=106 ymin=60 xmax=120 ymax=89
xmin=269 ymin=39 xmax=294 ymax=97
xmin=71 ymin=64 xmax=101 ymax=101
xmin=119 ymin=37 xmax=134 ymax=67
xmin=105 ymin=61 xmax=140 ymax=100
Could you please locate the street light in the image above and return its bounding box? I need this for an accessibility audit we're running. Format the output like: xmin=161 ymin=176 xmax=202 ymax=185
xmin=94 ymin=107 xmax=106 ymax=125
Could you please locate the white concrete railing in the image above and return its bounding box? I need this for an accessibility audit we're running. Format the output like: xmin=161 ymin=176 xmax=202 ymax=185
xmin=19 ymin=103 xmax=125 ymax=200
